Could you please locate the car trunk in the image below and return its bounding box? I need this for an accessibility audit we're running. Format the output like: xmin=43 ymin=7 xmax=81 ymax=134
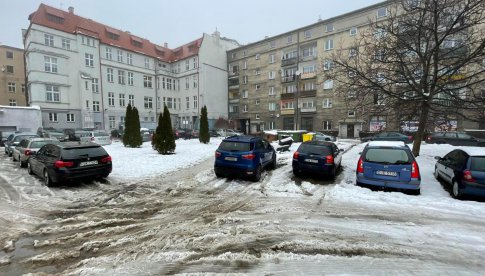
xmin=471 ymin=157 xmax=485 ymax=185
xmin=362 ymin=148 xmax=413 ymax=182
xmin=60 ymin=146 xmax=109 ymax=170
xmin=296 ymin=144 xmax=333 ymax=169
xmin=217 ymin=141 xmax=254 ymax=167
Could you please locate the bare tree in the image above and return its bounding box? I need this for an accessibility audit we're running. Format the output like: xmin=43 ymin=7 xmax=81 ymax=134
xmin=325 ymin=0 xmax=485 ymax=156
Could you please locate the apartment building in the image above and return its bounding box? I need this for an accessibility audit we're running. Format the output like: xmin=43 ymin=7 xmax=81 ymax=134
xmin=24 ymin=4 xmax=239 ymax=131
xmin=0 ymin=45 xmax=26 ymax=106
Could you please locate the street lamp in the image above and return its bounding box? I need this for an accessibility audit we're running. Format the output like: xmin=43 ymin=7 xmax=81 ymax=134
xmin=294 ymin=70 xmax=301 ymax=130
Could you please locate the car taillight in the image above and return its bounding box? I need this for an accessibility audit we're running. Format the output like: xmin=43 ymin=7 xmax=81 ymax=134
xmin=411 ymin=161 xmax=420 ymax=178
xmin=24 ymin=149 xmax=32 ymax=156
xmin=101 ymin=156 xmax=112 ymax=163
xmin=215 ymin=151 xmax=221 ymax=158
xmin=293 ymin=151 xmax=300 ymax=160
xmin=408 ymin=136 xmax=413 ymax=140
xmin=242 ymin=153 xmax=255 ymax=160
xmin=463 ymin=170 xmax=476 ymax=182
xmin=427 ymin=136 xmax=431 ymax=141
xmin=326 ymin=155 xmax=334 ymax=164
xmin=357 ymin=157 xmax=364 ymax=173
xmin=55 ymin=160 xmax=74 ymax=168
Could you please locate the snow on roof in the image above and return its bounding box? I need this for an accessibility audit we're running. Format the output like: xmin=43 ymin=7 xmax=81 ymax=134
xmin=0 ymin=105 xmax=41 ymax=110
xmin=367 ymin=141 xmax=406 ymax=147
xmin=264 ymin=130 xmax=278 ymax=135
xmin=458 ymin=147 xmax=485 ymax=156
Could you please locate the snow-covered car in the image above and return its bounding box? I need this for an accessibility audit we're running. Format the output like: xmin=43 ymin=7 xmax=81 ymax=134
xmin=12 ymin=138 xmax=60 ymax=167
xmin=311 ymin=132 xmax=336 ymax=142
xmin=80 ymin=131 xmax=112 ymax=146
xmin=217 ymin=129 xmax=243 ymax=137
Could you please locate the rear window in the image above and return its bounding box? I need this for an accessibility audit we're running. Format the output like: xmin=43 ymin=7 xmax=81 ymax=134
xmin=364 ymin=148 xmax=411 ymax=164
xmin=219 ymin=141 xmax=252 ymax=152
xmin=30 ymin=140 xmax=59 ymax=148
xmin=471 ymin=157 xmax=485 ymax=172
xmin=62 ymin=146 xmax=107 ymax=159
xmin=14 ymin=135 xmax=37 ymax=142
xmin=298 ymin=144 xmax=332 ymax=155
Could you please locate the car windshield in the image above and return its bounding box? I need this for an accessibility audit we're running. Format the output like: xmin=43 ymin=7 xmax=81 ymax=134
xmin=364 ymin=148 xmax=410 ymax=164
xmin=298 ymin=144 xmax=332 ymax=155
xmin=93 ymin=132 xmax=109 ymax=137
xmin=219 ymin=141 xmax=252 ymax=152
xmin=30 ymin=140 xmax=59 ymax=148
xmin=62 ymin=146 xmax=107 ymax=159
xmin=471 ymin=157 xmax=485 ymax=172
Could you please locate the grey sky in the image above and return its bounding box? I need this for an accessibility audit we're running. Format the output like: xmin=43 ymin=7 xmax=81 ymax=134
xmin=0 ymin=0 xmax=384 ymax=49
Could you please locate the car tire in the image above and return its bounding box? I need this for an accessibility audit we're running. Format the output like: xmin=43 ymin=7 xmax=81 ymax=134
xmin=433 ymin=167 xmax=440 ymax=180
xmin=409 ymin=189 xmax=420 ymax=196
xmin=269 ymin=154 xmax=277 ymax=170
xmin=329 ymin=166 xmax=337 ymax=179
xmin=252 ymin=165 xmax=262 ymax=182
xmin=293 ymin=169 xmax=301 ymax=177
xmin=8 ymin=151 xmax=12 ymax=157
xmin=44 ymin=169 xmax=55 ymax=187
xmin=27 ymin=162 xmax=34 ymax=175
xmin=451 ymin=180 xmax=463 ymax=199
xmin=12 ymin=154 xmax=16 ymax=162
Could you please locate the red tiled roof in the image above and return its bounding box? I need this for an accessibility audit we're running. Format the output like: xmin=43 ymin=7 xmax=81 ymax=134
xmin=28 ymin=4 xmax=202 ymax=63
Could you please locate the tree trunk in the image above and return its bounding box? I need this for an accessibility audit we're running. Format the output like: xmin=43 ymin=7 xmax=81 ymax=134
xmin=412 ymin=101 xmax=430 ymax=157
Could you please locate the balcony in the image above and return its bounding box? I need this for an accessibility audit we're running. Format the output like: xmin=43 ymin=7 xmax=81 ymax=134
xmin=300 ymin=107 xmax=316 ymax=113
xmin=228 ymin=79 xmax=239 ymax=88
xmin=300 ymin=90 xmax=316 ymax=97
xmin=300 ymin=55 xmax=317 ymax=62
xmin=282 ymin=75 xmax=295 ymax=83
xmin=229 ymin=98 xmax=240 ymax=104
xmin=281 ymin=57 xmax=297 ymax=66
xmin=229 ymin=71 xmax=239 ymax=77
xmin=300 ymin=72 xmax=316 ymax=80
xmin=281 ymin=109 xmax=295 ymax=115
xmin=281 ymin=93 xmax=295 ymax=100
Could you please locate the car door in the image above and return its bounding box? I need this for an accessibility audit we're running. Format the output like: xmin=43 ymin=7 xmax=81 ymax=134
xmin=262 ymin=139 xmax=274 ymax=164
xmin=16 ymin=139 xmax=28 ymax=160
xmin=443 ymin=132 xmax=458 ymax=145
xmin=332 ymin=144 xmax=342 ymax=167
xmin=255 ymin=140 xmax=267 ymax=165
xmin=456 ymin=133 xmax=477 ymax=146
xmin=440 ymin=151 xmax=459 ymax=183
xmin=31 ymin=145 xmax=47 ymax=175
xmin=44 ymin=145 xmax=59 ymax=173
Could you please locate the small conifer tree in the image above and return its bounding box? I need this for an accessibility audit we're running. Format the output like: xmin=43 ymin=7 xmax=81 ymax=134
xmin=154 ymin=105 xmax=175 ymax=154
xmin=122 ymin=104 xmax=132 ymax=147
xmin=199 ymin=106 xmax=210 ymax=144
xmin=132 ymin=107 xmax=142 ymax=147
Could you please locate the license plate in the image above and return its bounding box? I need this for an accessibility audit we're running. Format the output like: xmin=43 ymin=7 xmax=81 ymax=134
xmin=225 ymin=157 xmax=237 ymax=162
xmin=80 ymin=160 xmax=98 ymax=167
xmin=305 ymin=159 xmax=318 ymax=164
xmin=376 ymin=170 xmax=397 ymax=176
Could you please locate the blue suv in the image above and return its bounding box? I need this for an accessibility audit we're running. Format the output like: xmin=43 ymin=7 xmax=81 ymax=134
xmin=356 ymin=141 xmax=421 ymax=195
xmin=214 ymin=136 xmax=276 ymax=181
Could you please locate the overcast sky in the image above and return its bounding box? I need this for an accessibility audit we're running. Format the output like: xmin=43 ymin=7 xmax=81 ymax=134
xmin=0 ymin=0 xmax=384 ymax=49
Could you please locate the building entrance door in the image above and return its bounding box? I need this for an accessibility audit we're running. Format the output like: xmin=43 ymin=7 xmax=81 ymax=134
xmin=347 ymin=124 xmax=355 ymax=138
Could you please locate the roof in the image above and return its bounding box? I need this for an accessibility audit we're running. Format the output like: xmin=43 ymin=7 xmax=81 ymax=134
xmin=223 ymin=135 xmax=259 ymax=142
xmin=302 ymin=141 xmax=335 ymax=147
xmin=366 ymin=141 xmax=407 ymax=147
xmin=27 ymin=4 xmax=203 ymax=63
xmin=457 ymin=147 xmax=485 ymax=156
xmin=59 ymin=142 xmax=101 ymax=148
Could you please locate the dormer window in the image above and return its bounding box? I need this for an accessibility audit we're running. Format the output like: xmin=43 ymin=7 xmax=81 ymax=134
xmin=46 ymin=13 xmax=64 ymax=24
xmin=131 ymin=36 xmax=143 ymax=48
xmin=107 ymin=32 xmax=119 ymax=40
xmin=105 ymin=27 xmax=120 ymax=40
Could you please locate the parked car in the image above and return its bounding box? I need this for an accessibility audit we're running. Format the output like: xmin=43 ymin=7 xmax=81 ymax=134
xmin=214 ymin=135 xmax=276 ymax=181
xmin=174 ymin=129 xmax=186 ymax=140
xmin=361 ymin=132 xmax=413 ymax=144
xmin=1 ymin=131 xmax=15 ymax=147
xmin=356 ymin=141 xmax=421 ymax=195
xmin=292 ymin=141 xmax=343 ymax=178
xmin=43 ymin=131 xmax=69 ymax=142
xmin=426 ymin=132 xmax=485 ymax=146
xmin=27 ymin=142 xmax=112 ymax=186
xmin=311 ymin=132 xmax=337 ymax=142
xmin=12 ymin=138 xmax=60 ymax=167
xmin=141 ymin=128 xmax=154 ymax=142
xmin=217 ymin=129 xmax=243 ymax=137
xmin=209 ymin=130 xmax=220 ymax=137
xmin=4 ymin=133 xmax=39 ymax=157
xmin=74 ymin=130 xmax=91 ymax=141
xmin=434 ymin=148 xmax=485 ymax=199
xmin=80 ymin=131 xmax=112 ymax=146
xmin=184 ymin=129 xmax=199 ymax=139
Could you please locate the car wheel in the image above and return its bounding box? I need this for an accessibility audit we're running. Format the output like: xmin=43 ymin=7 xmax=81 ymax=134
xmin=27 ymin=162 xmax=34 ymax=175
xmin=269 ymin=154 xmax=277 ymax=170
xmin=293 ymin=169 xmax=301 ymax=177
xmin=329 ymin=166 xmax=337 ymax=179
xmin=12 ymin=154 xmax=16 ymax=162
xmin=409 ymin=189 xmax=420 ymax=196
xmin=451 ymin=180 xmax=462 ymax=199
xmin=433 ymin=167 xmax=440 ymax=180
xmin=44 ymin=169 xmax=55 ymax=187
xmin=8 ymin=150 xmax=12 ymax=157
xmin=252 ymin=165 xmax=262 ymax=182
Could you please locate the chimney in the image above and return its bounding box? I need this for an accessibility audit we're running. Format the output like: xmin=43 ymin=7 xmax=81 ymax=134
xmin=68 ymin=6 xmax=74 ymax=14
xmin=164 ymin=43 xmax=168 ymax=48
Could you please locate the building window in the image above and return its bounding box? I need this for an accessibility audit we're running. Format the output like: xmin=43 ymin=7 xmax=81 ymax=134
xmin=6 ymin=51 xmax=13 ymax=59
xmin=193 ymin=96 xmax=198 ymax=109
xmin=255 ymin=68 xmax=261 ymax=75
xmin=193 ymin=57 xmax=198 ymax=69
xmin=302 ymin=100 xmax=314 ymax=109
xmin=326 ymin=23 xmax=334 ymax=32
xmin=118 ymin=70 xmax=126 ymax=84
xmin=269 ymin=53 xmax=275 ymax=64
xmin=350 ymin=26 xmax=358 ymax=36
xmin=5 ymin=65 xmax=14 ymax=73
xmin=256 ymin=114 xmax=260 ymax=120
xmin=67 ymin=113 xmax=75 ymax=122
xmin=304 ymin=30 xmax=311 ymax=38
xmin=374 ymin=28 xmax=387 ymax=39
xmin=108 ymin=92 xmax=115 ymax=106
xmin=93 ymin=101 xmax=100 ymax=112
xmin=128 ymin=72 xmax=134 ymax=85
xmin=325 ymin=39 xmax=334 ymax=51
xmin=268 ymin=102 xmax=276 ymax=111
xmin=109 ymin=116 xmax=116 ymax=129
xmin=269 ymin=71 xmax=276 ymax=79
xmin=243 ymin=60 xmax=248 ymax=70
xmin=323 ymin=79 xmax=334 ymax=90
xmin=348 ymin=90 xmax=357 ymax=98
xmin=92 ymin=78 xmax=99 ymax=93
xmin=270 ymin=40 xmax=276 ymax=48
xmin=46 ymin=85 xmax=60 ymax=102
xmin=349 ymin=48 xmax=358 ymax=58
xmin=44 ymin=34 xmax=54 ymax=47
xmin=255 ymin=84 xmax=261 ymax=90
xmin=128 ymin=94 xmax=134 ymax=106
xmin=323 ymin=60 xmax=334 ymax=71
xmin=269 ymin=86 xmax=275 ymax=96
xmin=144 ymin=57 xmax=150 ymax=69
xmin=282 ymin=101 xmax=295 ymax=109
xmin=255 ymin=54 xmax=260 ymax=60
xmin=106 ymin=68 xmax=114 ymax=82
xmin=127 ymin=53 xmax=133 ymax=65
xmin=144 ymin=96 xmax=153 ymax=109
xmin=117 ymin=50 xmax=123 ymax=63
xmin=348 ymin=110 xmax=356 ymax=117
xmin=287 ymin=35 xmax=293 ymax=44
xmin=242 ymin=75 xmax=248 ymax=84
xmin=242 ymin=104 xmax=248 ymax=112
xmin=85 ymin=53 xmax=94 ymax=67
xmin=144 ymin=75 xmax=153 ymax=88
xmin=303 ymin=65 xmax=316 ymax=73
xmin=242 ymin=90 xmax=248 ymax=98
xmin=62 ymin=39 xmax=70 ymax=50
xmin=323 ymin=121 xmax=332 ymax=130
xmin=48 ymin=113 xmax=58 ymax=122
xmin=119 ymin=94 xmax=125 ymax=107
xmin=44 ymin=56 xmax=58 ymax=73
xmin=374 ymin=93 xmax=385 ymax=105
xmin=323 ymin=98 xmax=333 ymax=108
xmin=105 ymin=47 xmax=112 ymax=60
xmin=86 ymin=100 xmax=89 ymax=109
xmin=185 ymin=78 xmax=189 ymax=89
xmin=377 ymin=7 xmax=388 ymax=18
xmin=9 ymin=99 xmax=16 ymax=106
xmin=255 ymin=99 xmax=260 ymax=105
xmin=21 ymin=84 xmax=25 ymax=93
xmin=7 ymin=82 xmax=16 ymax=92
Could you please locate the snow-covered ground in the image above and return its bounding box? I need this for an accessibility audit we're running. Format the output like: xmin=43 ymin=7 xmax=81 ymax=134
xmin=0 ymin=138 xmax=484 ymax=275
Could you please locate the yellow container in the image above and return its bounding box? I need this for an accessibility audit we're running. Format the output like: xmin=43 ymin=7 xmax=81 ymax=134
xmin=302 ymin=133 xmax=314 ymax=142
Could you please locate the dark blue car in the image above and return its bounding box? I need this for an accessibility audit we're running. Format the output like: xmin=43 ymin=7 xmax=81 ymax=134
xmin=214 ymin=136 xmax=276 ymax=181
xmin=356 ymin=141 xmax=421 ymax=195
xmin=434 ymin=148 xmax=485 ymax=199
xmin=292 ymin=141 xmax=343 ymax=178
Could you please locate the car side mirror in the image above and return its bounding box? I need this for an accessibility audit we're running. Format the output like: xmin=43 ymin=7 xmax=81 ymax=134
xmin=339 ymin=148 xmax=344 ymax=152
xmin=434 ymin=156 xmax=441 ymax=160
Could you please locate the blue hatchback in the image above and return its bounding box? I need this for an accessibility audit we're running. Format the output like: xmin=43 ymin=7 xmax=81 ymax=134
xmin=356 ymin=141 xmax=421 ymax=195
xmin=214 ymin=135 xmax=276 ymax=181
